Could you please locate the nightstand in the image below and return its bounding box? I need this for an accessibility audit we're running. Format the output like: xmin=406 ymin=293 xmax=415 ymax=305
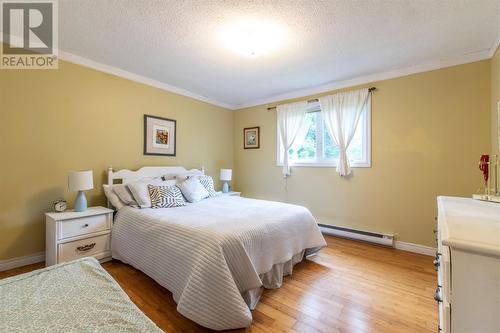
xmin=45 ymin=206 xmax=114 ymax=266
xmin=220 ymin=191 xmax=241 ymax=197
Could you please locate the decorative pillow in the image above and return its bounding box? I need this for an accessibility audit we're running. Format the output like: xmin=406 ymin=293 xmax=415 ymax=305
xmin=177 ymin=177 xmax=210 ymax=203
xmin=112 ymin=184 xmax=138 ymax=206
xmin=148 ymin=184 xmax=186 ymax=208
xmin=128 ymin=180 xmax=176 ymax=208
xmin=103 ymin=185 xmax=125 ymax=210
xmin=196 ymin=175 xmax=218 ymax=197
xmin=161 ymin=170 xmax=204 ymax=181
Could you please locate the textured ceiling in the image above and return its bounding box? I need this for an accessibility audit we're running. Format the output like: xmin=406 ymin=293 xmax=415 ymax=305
xmin=59 ymin=0 xmax=500 ymax=108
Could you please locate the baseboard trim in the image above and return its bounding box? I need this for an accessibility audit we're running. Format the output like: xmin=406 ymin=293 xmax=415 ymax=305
xmin=0 ymin=241 xmax=434 ymax=272
xmin=0 ymin=252 xmax=45 ymax=272
xmin=394 ymin=241 xmax=435 ymax=256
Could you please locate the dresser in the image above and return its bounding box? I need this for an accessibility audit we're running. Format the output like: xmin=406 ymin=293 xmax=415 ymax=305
xmin=436 ymin=196 xmax=500 ymax=333
xmin=45 ymin=206 xmax=114 ymax=266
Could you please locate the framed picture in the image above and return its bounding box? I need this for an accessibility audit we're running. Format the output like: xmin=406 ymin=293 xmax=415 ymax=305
xmin=243 ymin=126 xmax=260 ymax=149
xmin=144 ymin=114 xmax=176 ymax=156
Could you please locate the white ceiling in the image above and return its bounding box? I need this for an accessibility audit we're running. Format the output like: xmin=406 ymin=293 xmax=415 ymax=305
xmin=59 ymin=0 xmax=500 ymax=109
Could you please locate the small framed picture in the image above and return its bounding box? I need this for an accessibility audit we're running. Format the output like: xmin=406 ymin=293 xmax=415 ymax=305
xmin=144 ymin=115 xmax=176 ymax=156
xmin=243 ymin=126 xmax=260 ymax=149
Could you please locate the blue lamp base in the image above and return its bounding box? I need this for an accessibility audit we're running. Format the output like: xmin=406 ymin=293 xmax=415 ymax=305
xmin=222 ymin=181 xmax=229 ymax=193
xmin=74 ymin=190 xmax=88 ymax=212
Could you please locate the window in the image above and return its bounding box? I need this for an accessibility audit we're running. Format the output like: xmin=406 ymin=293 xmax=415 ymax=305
xmin=277 ymin=102 xmax=370 ymax=167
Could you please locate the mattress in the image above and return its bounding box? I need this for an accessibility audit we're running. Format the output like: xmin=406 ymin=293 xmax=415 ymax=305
xmin=111 ymin=195 xmax=326 ymax=330
xmin=0 ymin=257 xmax=162 ymax=333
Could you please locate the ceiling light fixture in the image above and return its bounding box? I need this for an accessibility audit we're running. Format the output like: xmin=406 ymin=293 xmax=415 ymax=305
xmin=217 ymin=19 xmax=287 ymax=58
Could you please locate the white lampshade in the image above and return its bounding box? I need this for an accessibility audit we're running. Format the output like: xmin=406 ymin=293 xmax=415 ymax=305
xmin=68 ymin=170 xmax=94 ymax=192
xmin=220 ymin=169 xmax=232 ymax=181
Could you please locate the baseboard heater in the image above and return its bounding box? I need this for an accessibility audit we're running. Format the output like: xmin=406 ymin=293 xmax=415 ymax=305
xmin=318 ymin=223 xmax=394 ymax=247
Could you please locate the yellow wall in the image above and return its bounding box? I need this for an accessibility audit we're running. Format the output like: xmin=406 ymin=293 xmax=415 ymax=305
xmin=234 ymin=60 xmax=491 ymax=247
xmin=0 ymin=60 xmax=233 ymax=260
xmin=491 ymin=47 xmax=500 ymax=155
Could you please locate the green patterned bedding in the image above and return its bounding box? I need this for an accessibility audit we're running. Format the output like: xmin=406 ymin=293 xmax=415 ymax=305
xmin=0 ymin=257 xmax=163 ymax=333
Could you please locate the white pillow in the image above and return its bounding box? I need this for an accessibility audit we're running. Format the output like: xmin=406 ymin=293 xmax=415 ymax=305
xmin=112 ymin=184 xmax=138 ymax=206
xmin=103 ymin=185 xmax=125 ymax=210
xmin=128 ymin=180 xmax=176 ymax=208
xmin=177 ymin=177 xmax=210 ymax=203
xmin=194 ymin=175 xmax=218 ymax=197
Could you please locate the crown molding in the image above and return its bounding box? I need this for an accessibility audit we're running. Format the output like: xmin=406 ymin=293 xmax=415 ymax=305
xmin=488 ymin=32 xmax=500 ymax=58
xmin=3 ymin=34 xmax=498 ymax=111
xmin=235 ymin=48 xmax=494 ymax=110
xmin=58 ymin=51 xmax=236 ymax=110
xmin=0 ymin=34 xmax=235 ymax=109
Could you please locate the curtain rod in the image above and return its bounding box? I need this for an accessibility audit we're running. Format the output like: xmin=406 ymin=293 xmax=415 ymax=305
xmin=266 ymin=87 xmax=376 ymax=111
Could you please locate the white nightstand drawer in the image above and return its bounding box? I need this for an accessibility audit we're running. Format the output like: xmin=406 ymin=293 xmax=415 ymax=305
xmin=59 ymin=213 xmax=111 ymax=240
xmin=57 ymin=234 xmax=110 ymax=263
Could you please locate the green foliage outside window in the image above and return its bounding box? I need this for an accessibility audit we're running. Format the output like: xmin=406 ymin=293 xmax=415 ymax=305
xmin=288 ymin=112 xmax=316 ymax=159
xmin=286 ymin=111 xmax=364 ymax=162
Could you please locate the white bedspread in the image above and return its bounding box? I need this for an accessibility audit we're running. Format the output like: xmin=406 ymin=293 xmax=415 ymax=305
xmin=111 ymin=196 xmax=326 ymax=330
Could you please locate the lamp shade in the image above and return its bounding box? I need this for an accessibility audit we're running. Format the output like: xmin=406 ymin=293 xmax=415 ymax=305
xmin=220 ymin=169 xmax=232 ymax=181
xmin=68 ymin=170 xmax=94 ymax=192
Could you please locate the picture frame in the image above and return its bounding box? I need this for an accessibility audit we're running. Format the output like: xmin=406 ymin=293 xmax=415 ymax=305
xmin=243 ymin=126 xmax=260 ymax=149
xmin=144 ymin=114 xmax=176 ymax=156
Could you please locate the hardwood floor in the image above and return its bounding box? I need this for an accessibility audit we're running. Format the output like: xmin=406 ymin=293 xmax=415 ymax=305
xmin=0 ymin=235 xmax=437 ymax=333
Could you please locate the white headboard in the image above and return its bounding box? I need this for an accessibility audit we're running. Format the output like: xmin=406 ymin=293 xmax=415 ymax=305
xmin=107 ymin=166 xmax=205 ymax=185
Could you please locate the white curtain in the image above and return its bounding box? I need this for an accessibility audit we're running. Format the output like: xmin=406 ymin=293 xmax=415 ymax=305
xmin=277 ymin=101 xmax=309 ymax=177
xmin=319 ymin=88 xmax=370 ymax=176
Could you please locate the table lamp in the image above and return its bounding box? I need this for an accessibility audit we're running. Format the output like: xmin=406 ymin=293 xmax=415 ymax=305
xmin=68 ymin=170 xmax=94 ymax=212
xmin=220 ymin=169 xmax=232 ymax=193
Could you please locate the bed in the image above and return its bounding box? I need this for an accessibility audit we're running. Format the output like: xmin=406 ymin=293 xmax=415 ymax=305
xmin=108 ymin=166 xmax=327 ymax=331
xmin=0 ymin=257 xmax=162 ymax=333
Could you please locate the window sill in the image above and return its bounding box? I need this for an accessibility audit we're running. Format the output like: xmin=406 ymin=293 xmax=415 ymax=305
xmin=276 ymin=161 xmax=371 ymax=168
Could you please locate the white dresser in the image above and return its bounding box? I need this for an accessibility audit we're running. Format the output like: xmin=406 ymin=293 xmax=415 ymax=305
xmin=45 ymin=206 xmax=114 ymax=266
xmin=436 ymin=196 xmax=500 ymax=333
